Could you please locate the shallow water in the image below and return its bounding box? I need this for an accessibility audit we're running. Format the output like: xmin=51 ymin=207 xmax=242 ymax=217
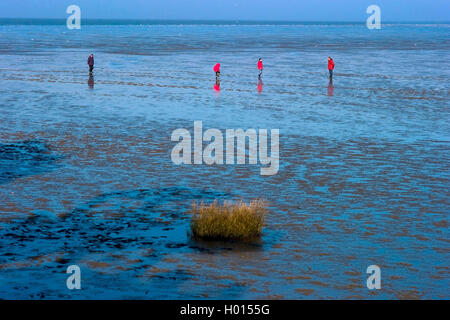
xmin=0 ymin=22 xmax=449 ymax=299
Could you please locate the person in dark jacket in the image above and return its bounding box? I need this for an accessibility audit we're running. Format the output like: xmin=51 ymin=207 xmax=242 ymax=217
xmin=87 ymin=54 xmax=94 ymax=74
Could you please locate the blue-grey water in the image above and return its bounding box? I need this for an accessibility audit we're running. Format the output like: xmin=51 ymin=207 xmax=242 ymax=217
xmin=0 ymin=20 xmax=449 ymax=299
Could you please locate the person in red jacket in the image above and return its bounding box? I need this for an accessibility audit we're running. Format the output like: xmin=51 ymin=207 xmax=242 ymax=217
xmin=328 ymin=57 xmax=335 ymax=79
xmin=257 ymin=58 xmax=263 ymax=79
xmin=213 ymin=63 xmax=220 ymax=80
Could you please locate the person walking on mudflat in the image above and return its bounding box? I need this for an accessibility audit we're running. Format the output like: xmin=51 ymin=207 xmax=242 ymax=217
xmin=87 ymin=53 xmax=94 ymax=74
xmin=328 ymin=56 xmax=335 ymax=79
xmin=257 ymin=58 xmax=263 ymax=79
xmin=213 ymin=63 xmax=220 ymax=80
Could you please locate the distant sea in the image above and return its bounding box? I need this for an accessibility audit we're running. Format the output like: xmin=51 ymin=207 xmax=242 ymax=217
xmin=1 ymin=18 xmax=450 ymax=25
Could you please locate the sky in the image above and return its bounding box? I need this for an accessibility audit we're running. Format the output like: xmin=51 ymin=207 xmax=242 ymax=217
xmin=0 ymin=0 xmax=449 ymax=22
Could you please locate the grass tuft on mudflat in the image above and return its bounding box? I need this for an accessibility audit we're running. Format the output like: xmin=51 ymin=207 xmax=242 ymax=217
xmin=190 ymin=200 xmax=267 ymax=240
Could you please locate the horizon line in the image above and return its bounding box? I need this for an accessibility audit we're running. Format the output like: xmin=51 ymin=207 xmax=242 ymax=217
xmin=0 ymin=18 xmax=449 ymax=23
xmin=0 ymin=18 xmax=449 ymax=26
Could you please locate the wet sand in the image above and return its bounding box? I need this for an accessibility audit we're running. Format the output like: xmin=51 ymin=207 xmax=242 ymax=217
xmin=0 ymin=23 xmax=449 ymax=299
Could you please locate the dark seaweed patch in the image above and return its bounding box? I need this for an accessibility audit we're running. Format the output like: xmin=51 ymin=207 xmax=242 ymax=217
xmin=0 ymin=140 xmax=62 ymax=184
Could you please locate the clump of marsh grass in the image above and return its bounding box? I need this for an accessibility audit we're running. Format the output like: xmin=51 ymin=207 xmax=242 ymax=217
xmin=190 ymin=200 xmax=267 ymax=241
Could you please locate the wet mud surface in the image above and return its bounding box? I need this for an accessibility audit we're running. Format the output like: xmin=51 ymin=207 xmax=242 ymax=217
xmin=0 ymin=24 xmax=449 ymax=299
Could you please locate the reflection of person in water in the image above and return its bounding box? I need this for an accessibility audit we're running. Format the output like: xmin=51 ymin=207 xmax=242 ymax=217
xmin=88 ymin=74 xmax=94 ymax=89
xmin=257 ymin=79 xmax=263 ymax=93
xmin=327 ymin=79 xmax=334 ymax=96
xmin=213 ymin=78 xmax=220 ymax=93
